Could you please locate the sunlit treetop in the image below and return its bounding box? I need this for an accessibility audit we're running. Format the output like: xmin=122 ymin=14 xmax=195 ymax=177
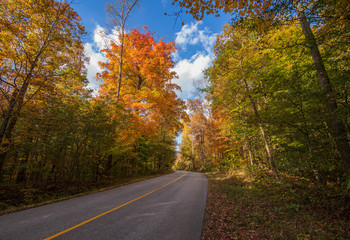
xmin=98 ymin=26 xmax=187 ymax=137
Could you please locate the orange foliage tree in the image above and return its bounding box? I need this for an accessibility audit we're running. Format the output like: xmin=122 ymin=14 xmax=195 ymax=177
xmin=98 ymin=26 xmax=187 ymax=173
xmin=98 ymin=27 xmax=186 ymax=136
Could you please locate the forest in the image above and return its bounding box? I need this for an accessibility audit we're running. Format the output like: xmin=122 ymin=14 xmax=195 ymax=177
xmin=176 ymin=0 xmax=350 ymax=187
xmin=173 ymin=0 xmax=350 ymax=237
xmin=0 ymin=0 xmax=349 ymax=232
xmin=0 ymin=0 xmax=186 ymax=210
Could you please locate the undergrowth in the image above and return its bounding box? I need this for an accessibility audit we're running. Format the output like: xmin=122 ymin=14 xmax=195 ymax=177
xmin=202 ymin=170 xmax=350 ymax=239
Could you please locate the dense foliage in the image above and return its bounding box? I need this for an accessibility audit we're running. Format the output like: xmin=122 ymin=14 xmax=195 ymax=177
xmin=1 ymin=0 xmax=349 ymax=216
xmin=175 ymin=1 xmax=350 ymax=188
xmin=0 ymin=0 xmax=185 ymax=208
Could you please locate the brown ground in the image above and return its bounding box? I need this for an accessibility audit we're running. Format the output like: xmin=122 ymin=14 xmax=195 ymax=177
xmin=201 ymin=171 xmax=350 ymax=240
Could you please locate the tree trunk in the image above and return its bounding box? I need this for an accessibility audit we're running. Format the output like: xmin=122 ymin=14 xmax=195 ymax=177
xmin=105 ymin=154 xmax=113 ymax=177
xmin=295 ymin=2 xmax=350 ymax=177
xmin=240 ymin=59 xmax=279 ymax=180
xmin=0 ymin=80 xmax=30 ymax=178
xmin=107 ymin=0 xmax=139 ymax=100
xmin=245 ymin=139 xmax=254 ymax=166
xmin=0 ymin=89 xmax=19 ymax=145
xmin=116 ymin=28 xmax=124 ymax=100
xmin=191 ymin=134 xmax=196 ymax=170
xmin=0 ymin=91 xmax=19 ymax=178
xmin=200 ymin=128 xmax=205 ymax=170
xmin=250 ymin=97 xmax=278 ymax=178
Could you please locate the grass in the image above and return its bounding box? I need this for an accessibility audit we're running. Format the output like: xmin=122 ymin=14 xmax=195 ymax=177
xmin=0 ymin=173 xmax=169 ymax=215
xmin=201 ymin=170 xmax=350 ymax=240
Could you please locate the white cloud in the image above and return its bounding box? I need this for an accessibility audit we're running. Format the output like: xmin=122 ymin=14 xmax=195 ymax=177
xmin=172 ymin=53 xmax=211 ymax=99
xmin=93 ymin=25 xmax=108 ymax=51
xmin=84 ymin=42 xmax=105 ymax=90
xmin=93 ymin=25 xmax=120 ymax=51
xmin=172 ymin=21 xmax=218 ymax=99
xmin=175 ymin=21 xmax=217 ymax=54
xmin=84 ymin=25 xmax=121 ymax=91
xmin=171 ymin=51 xmax=180 ymax=62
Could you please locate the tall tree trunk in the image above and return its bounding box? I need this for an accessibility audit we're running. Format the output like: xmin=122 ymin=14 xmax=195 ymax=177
xmin=295 ymin=2 xmax=350 ymax=177
xmin=240 ymin=59 xmax=279 ymax=180
xmin=116 ymin=28 xmax=124 ymax=100
xmin=249 ymin=95 xmax=279 ymax=180
xmin=244 ymin=140 xmax=256 ymax=175
xmin=0 ymin=80 xmax=30 ymax=179
xmin=0 ymin=89 xmax=19 ymax=145
xmin=105 ymin=154 xmax=113 ymax=177
xmin=0 ymin=93 xmax=19 ymax=177
xmin=106 ymin=0 xmax=139 ymax=100
xmin=200 ymin=128 xmax=205 ymax=170
xmin=191 ymin=134 xmax=196 ymax=170
xmin=245 ymin=138 xmax=254 ymax=167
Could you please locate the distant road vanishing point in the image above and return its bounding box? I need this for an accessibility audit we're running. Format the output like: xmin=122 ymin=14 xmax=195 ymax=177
xmin=0 ymin=171 xmax=208 ymax=240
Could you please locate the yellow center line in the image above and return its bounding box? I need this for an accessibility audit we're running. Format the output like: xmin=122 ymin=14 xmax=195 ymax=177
xmin=44 ymin=173 xmax=188 ymax=240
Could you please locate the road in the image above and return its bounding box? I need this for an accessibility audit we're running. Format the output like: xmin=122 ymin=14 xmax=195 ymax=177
xmin=0 ymin=171 xmax=207 ymax=240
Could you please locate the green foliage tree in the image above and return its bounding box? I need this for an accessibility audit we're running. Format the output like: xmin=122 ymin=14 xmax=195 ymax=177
xmin=197 ymin=18 xmax=349 ymax=185
xmin=172 ymin=0 xmax=350 ymax=181
xmin=0 ymin=0 xmax=87 ymax=178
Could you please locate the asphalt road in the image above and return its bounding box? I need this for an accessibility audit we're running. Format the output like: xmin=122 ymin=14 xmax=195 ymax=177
xmin=0 ymin=171 xmax=207 ymax=240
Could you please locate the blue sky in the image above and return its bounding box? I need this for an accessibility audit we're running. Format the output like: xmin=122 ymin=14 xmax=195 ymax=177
xmin=73 ymin=0 xmax=232 ymax=100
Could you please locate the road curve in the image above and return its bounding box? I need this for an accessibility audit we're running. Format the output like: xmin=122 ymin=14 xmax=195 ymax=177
xmin=0 ymin=171 xmax=207 ymax=240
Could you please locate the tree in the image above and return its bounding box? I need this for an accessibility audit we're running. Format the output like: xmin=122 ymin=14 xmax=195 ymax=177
xmin=187 ymin=99 xmax=209 ymax=171
xmin=178 ymin=122 xmax=195 ymax=170
xmin=177 ymin=98 xmax=225 ymax=171
xmin=105 ymin=0 xmax=139 ymax=100
xmin=98 ymin=26 xmax=187 ymax=175
xmin=98 ymin=27 xmax=186 ymax=136
xmin=0 ymin=0 xmax=86 ymax=178
xmin=206 ymin=22 xmax=279 ymax=179
xmin=172 ymin=0 xmax=350 ymax=178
